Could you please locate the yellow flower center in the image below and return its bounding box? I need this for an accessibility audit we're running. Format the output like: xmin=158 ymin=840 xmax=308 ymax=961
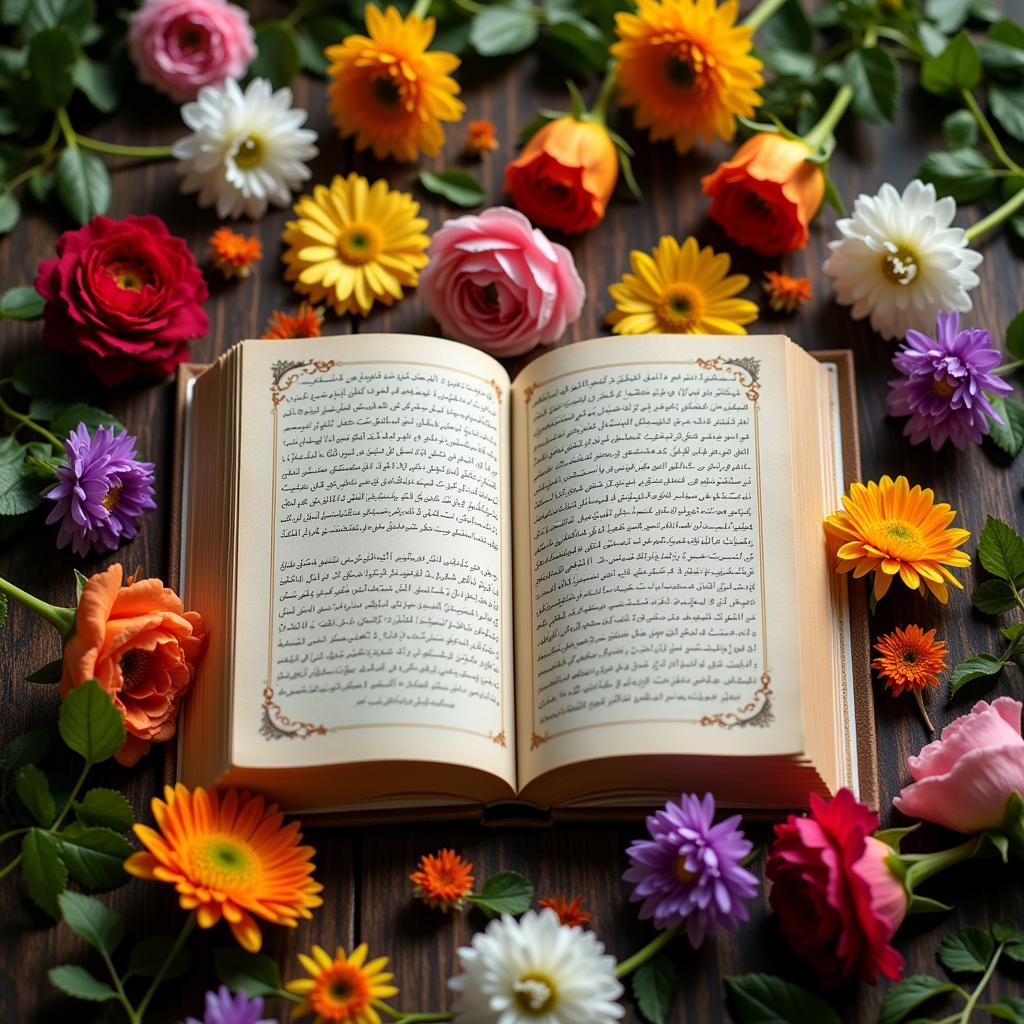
xmin=192 ymin=835 xmax=259 ymax=891
xmin=931 ymin=376 xmax=956 ymax=398
xmin=102 ymin=485 xmax=122 ymax=512
xmin=881 ymin=242 xmax=919 ymax=286
xmin=675 ymin=857 xmax=697 ymax=883
xmin=514 ymin=974 xmax=557 ymax=1014
xmin=879 ymin=519 xmax=924 ymax=548
xmin=655 ymin=283 xmax=703 ymax=332
xmin=119 ymin=649 xmax=150 ymax=693
xmin=108 ymin=261 xmax=148 ymax=292
xmin=312 ymin=962 xmax=372 ymax=1018
xmin=338 ymin=222 xmax=383 ymax=266
xmin=234 ymin=134 xmax=264 ymax=170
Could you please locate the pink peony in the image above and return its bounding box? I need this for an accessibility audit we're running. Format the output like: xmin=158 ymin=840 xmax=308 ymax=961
xmin=128 ymin=0 xmax=255 ymax=103
xmin=418 ymin=206 xmax=585 ymax=358
xmin=894 ymin=696 xmax=1024 ymax=833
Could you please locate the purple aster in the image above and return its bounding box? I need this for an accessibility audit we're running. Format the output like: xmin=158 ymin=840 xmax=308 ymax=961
xmin=623 ymin=792 xmax=758 ymax=947
xmin=887 ymin=311 xmax=1012 ymax=450
xmin=186 ymin=987 xmax=274 ymax=1024
xmin=44 ymin=423 xmax=156 ymax=557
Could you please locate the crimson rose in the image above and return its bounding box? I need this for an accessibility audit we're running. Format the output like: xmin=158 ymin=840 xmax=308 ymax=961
xmin=35 ymin=215 xmax=209 ymax=386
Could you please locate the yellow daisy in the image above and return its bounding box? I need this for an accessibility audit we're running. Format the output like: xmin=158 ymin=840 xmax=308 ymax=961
xmin=286 ymin=943 xmax=398 ymax=1024
xmin=282 ymin=173 xmax=430 ymax=317
xmin=611 ymin=0 xmax=764 ymax=153
xmin=607 ymin=235 xmax=758 ymax=335
xmin=325 ymin=5 xmax=465 ymax=162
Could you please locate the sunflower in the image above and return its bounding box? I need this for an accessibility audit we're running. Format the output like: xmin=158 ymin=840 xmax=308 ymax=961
xmin=282 ymin=174 xmax=430 ymax=317
xmin=824 ymin=475 xmax=971 ymax=603
xmin=607 ymin=235 xmax=758 ymax=335
xmin=124 ymin=785 xmax=323 ymax=953
xmin=286 ymin=943 xmax=398 ymax=1024
xmin=262 ymin=303 xmax=325 ymax=340
xmin=611 ymin=0 xmax=763 ymax=153
xmin=325 ymin=5 xmax=464 ymax=162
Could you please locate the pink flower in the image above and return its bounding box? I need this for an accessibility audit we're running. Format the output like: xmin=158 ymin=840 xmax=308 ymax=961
xmin=418 ymin=206 xmax=585 ymax=358
xmin=894 ymin=696 xmax=1024 ymax=833
xmin=129 ymin=0 xmax=255 ymax=103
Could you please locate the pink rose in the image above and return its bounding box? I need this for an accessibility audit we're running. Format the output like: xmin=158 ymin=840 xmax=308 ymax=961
xmin=129 ymin=0 xmax=255 ymax=103
xmin=419 ymin=206 xmax=585 ymax=358
xmin=894 ymin=696 xmax=1024 ymax=833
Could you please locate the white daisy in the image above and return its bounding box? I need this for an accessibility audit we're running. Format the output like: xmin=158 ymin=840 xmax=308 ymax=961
xmin=448 ymin=908 xmax=624 ymax=1024
xmin=172 ymin=77 xmax=318 ymax=220
xmin=823 ymin=179 xmax=982 ymax=341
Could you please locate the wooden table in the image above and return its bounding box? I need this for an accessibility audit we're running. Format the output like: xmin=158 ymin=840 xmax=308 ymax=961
xmin=2 ymin=17 xmax=1023 ymax=1022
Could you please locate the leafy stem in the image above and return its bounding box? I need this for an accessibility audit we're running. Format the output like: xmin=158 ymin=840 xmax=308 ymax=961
xmin=0 ymin=389 xmax=63 ymax=451
xmin=0 ymin=575 xmax=75 ymax=634
xmin=959 ymin=941 xmax=1005 ymax=1023
xmin=49 ymin=760 xmax=89 ymax=833
xmin=742 ymin=0 xmax=788 ymax=32
xmin=994 ymin=357 xmax=1024 ymax=377
xmin=409 ymin=0 xmax=433 ymax=18
xmin=614 ymin=924 xmax=680 ymax=978
xmin=965 ymin=187 xmax=1024 ymax=244
xmin=960 ymin=88 xmax=1024 ymax=177
xmin=131 ymin=914 xmax=196 ymax=1022
xmin=73 ymin=135 xmax=174 ymax=160
xmin=0 ymin=852 xmax=22 ymax=882
xmin=56 ymin=107 xmax=77 ymax=150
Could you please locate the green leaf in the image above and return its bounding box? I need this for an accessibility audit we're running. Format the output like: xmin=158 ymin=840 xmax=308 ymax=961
xmin=0 ymin=285 xmax=44 ymax=320
xmin=844 ymin=48 xmax=900 ymax=123
xmin=918 ymin=148 xmax=996 ymax=202
xmin=471 ymin=5 xmax=539 ymax=56
xmin=725 ymin=974 xmax=842 ymax=1024
xmin=633 ymin=953 xmax=678 ymax=1024
xmin=26 ymin=657 xmax=63 ymax=684
xmin=989 ymin=85 xmax=1024 ymax=142
xmin=214 ymin=947 xmax=283 ymax=997
xmin=972 ymin=578 xmax=1020 ymax=614
xmin=16 ymin=764 xmax=54 ymax=826
xmin=1006 ymin=311 xmax=1024 ymax=359
xmin=22 ymin=0 xmax=95 ymax=37
xmin=925 ymin=0 xmax=971 ymax=33
xmin=978 ymin=39 xmax=1024 ymax=74
xmin=981 ymin=998 xmax=1024 ymax=1023
xmin=28 ymin=26 xmax=78 ymax=110
xmin=250 ymin=21 xmax=301 ymax=90
xmin=466 ymin=870 xmax=534 ymax=917
xmin=993 ymin=920 xmax=1024 ymax=944
xmin=879 ymin=975 xmax=959 ymax=1024
xmin=758 ymin=0 xmax=813 ymax=51
xmin=295 ymin=15 xmax=352 ymax=75
xmin=823 ymin=173 xmax=845 ymax=214
xmin=921 ymin=32 xmax=982 ymax=94
xmin=49 ymin=403 xmax=125 ymax=437
xmin=518 ymin=109 xmax=563 ymax=144
xmin=55 ymin=147 xmax=111 ymax=226
xmin=72 ymin=56 xmax=118 ymax=114
xmin=74 ymin=568 xmax=87 ymax=601
xmin=977 ymin=516 xmax=1024 ymax=584
xmin=989 ymin=396 xmax=1024 ymax=456
xmin=22 ymin=828 xmax=68 ymax=918
xmin=989 ymin=17 xmax=1024 ymax=48
xmin=876 ymin=823 xmax=920 ymax=850
xmin=907 ymin=894 xmax=954 ymax=914
xmin=58 ymin=678 xmax=125 ymax=764
xmin=949 ymin=653 xmax=1003 ymax=697
xmin=57 ymin=890 xmax=124 ymax=955
xmin=541 ymin=20 xmax=608 ymax=74
xmin=125 ymin=935 xmax=191 ymax=980
xmin=0 ymin=729 xmax=51 ymax=776
xmin=12 ymin=350 xmax=92 ymax=399
xmin=942 ymin=109 xmax=978 ymax=148
xmin=0 ymin=436 xmax=48 ymax=516
xmin=418 ymin=169 xmax=486 ymax=208
xmin=937 ymin=927 xmax=994 ymax=973
xmin=47 ymin=964 xmax=117 ymax=1002
xmin=0 ymin=190 xmax=19 ymax=235
xmin=982 ymin=830 xmax=1010 ymax=862
xmin=1005 ymin=944 xmax=1024 ymax=963
xmin=57 ymin=823 xmax=132 ymax=890
xmin=74 ymin=789 xmax=133 ymax=833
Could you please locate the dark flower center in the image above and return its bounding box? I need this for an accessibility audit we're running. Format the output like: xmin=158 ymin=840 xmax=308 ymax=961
xmin=372 ymin=76 xmax=402 ymax=107
xmin=666 ymin=55 xmax=695 ymax=87
xmin=108 ymin=260 xmax=150 ymax=292
xmin=119 ymin=649 xmax=150 ymax=693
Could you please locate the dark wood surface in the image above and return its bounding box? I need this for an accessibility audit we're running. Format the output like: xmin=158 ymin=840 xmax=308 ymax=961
xmin=2 ymin=11 xmax=1024 ymax=1020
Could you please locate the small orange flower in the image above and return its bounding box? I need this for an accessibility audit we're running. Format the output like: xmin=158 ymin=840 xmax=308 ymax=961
xmin=763 ymin=271 xmax=813 ymax=313
xmin=538 ymin=895 xmax=592 ymax=927
xmin=873 ymin=625 xmax=947 ymax=697
xmin=286 ymin=943 xmax=397 ymax=1023
xmin=410 ymin=848 xmax=474 ymax=910
xmin=209 ymin=227 xmax=262 ymax=279
xmin=261 ymin=303 xmax=324 ymax=340
xmin=466 ymin=119 xmax=499 ymax=154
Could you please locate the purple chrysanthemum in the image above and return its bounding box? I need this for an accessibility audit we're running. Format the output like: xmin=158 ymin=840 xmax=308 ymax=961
xmin=186 ymin=987 xmax=273 ymax=1024
xmin=887 ymin=311 xmax=1012 ymax=450
xmin=44 ymin=423 xmax=156 ymax=557
xmin=623 ymin=792 xmax=758 ymax=947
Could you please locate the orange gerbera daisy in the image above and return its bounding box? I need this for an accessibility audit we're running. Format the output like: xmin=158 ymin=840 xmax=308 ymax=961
xmin=262 ymin=303 xmax=324 ymax=340
xmin=873 ymin=625 xmax=947 ymax=732
xmin=124 ymin=785 xmax=323 ymax=953
xmin=538 ymin=895 xmax=592 ymax=927
xmin=611 ymin=0 xmax=763 ymax=153
xmin=209 ymin=227 xmax=262 ymax=279
xmin=410 ymin=848 xmax=474 ymax=910
xmin=465 ymin=119 xmax=499 ymax=154
xmin=824 ymin=475 xmax=971 ymax=603
xmin=763 ymin=271 xmax=813 ymax=313
xmin=325 ymin=5 xmax=464 ymax=162
xmin=286 ymin=943 xmax=398 ymax=1024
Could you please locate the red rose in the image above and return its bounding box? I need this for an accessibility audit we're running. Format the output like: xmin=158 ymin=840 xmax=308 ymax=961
xmin=767 ymin=788 xmax=907 ymax=986
xmin=35 ymin=215 xmax=209 ymax=386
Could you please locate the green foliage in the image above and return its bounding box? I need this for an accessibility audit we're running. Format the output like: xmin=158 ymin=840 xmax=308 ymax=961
xmin=881 ymin=975 xmax=961 ymax=1024
xmin=943 ymin=108 xmax=979 ymax=147
xmin=21 ymin=828 xmax=68 ymax=917
xmin=921 ymin=32 xmax=982 ymax=94
xmin=465 ymin=870 xmax=535 ymax=917
xmin=938 ymin=927 xmax=995 ymax=973
xmin=214 ymin=948 xmax=284 ymax=998
xmin=844 ymin=48 xmax=900 ymax=123
xmin=419 ymin=169 xmax=486 ymax=208
xmin=55 ymin=147 xmax=111 ymax=225
xmin=126 ymin=936 xmax=192 ymax=981
xmin=57 ymin=823 xmax=132 ymax=890
xmin=471 ymin=3 xmax=540 ymax=56
xmin=632 ymin=953 xmax=678 ymax=1024
xmin=918 ymin=147 xmax=996 ymax=202
xmin=16 ymin=763 xmax=55 ymax=826
xmin=250 ymin=22 xmax=301 ymax=90
xmin=58 ymin=890 xmax=124 ymax=954
xmin=988 ymin=396 xmax=1024 ymax=457
xmin=949 ymin=652 xmax=1003 ymax=698
xmin=724 ymin=974 xmax=842 ymax=1024
xmin=59 ymin=679 xmax=126 ymax=764
xmin=49 ymin=403 xmax=125 ymax=437
xmin=47 ymin=964 xmax=117 ymax=1002
xmin=978 ymin=516 xmax=1024 ymax=584
xmin=0 ymin=285 xmax=44 ymax=320
xmin=73 ymin=789 xmax=132 ymax=833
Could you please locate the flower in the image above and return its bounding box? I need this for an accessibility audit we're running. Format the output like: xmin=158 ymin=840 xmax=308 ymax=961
xmin=824 ymin=475 xmax=971 ymax=603
xmin=418 ymin=206 xmax=585 ymax=357
xmin=285 ymin=943 xmax=398 ymax=1023
xmin=44 ymin=424 xmax=156 ymax=558
xmin=607 ymin=235 xmax=757 ymax=335
xmin=824 ymin=180 xmax=983 ymax=341
xmin=128 ymin=0 xmax=255 ymax=103
xmin=261 ymin=303 xmax=324 ymax=340
xmin=894 ymin=697 xmax=1024 ymax=833
xmin=767 ymin=788 xmax=907 ymax=986
xmin=186 ymin=986 xmax=274 ymax=1024
xmin=702 ymin=133 xmax=824 ymax=256
xmin=34 ymin=214 xmax=209 ymax=386
xmin=125 ymin=784 xmax=323 ymax=951
xmin=173 ymin=78 xmax=318 ymax=221
xmin=763 ymin=271 xmax=813 ymax=313
xmin=623 ymin=792 xmax=758 ymax=946
xmin=887 ymin=311 xmax=1012 ymax=451
xmin=325 ymin=5 xmax=464 ymax=162
xmin=611 ymin=0 xmax=763 ymax=153
xmin=448 ymin=908 xmax=624 ymax=1024
xmin=410 ymin=848 xmax=474 ymax=911
xmin=466 ymin=119 xmax=499 ymax=154
xmin=537 ymin=895 xmax=592 ymax=928
xmin=282 ymin=173 xmax=429 ymax=317
xmin=60 ymin=564 xmax=206 ymax=765
xmin=873 ymin=625 xmax=947 ymax=697
xmin=504 ymin=116 xmax=618 ymax=234
xmin=209 ymin=227 xmax=262 ymax=279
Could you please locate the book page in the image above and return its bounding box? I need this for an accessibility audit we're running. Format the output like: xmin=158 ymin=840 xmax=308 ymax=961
xmin=511 ymin=336 xmax=806 ymax=789
xmin=230 ymin=335 xmax=515 ymax=789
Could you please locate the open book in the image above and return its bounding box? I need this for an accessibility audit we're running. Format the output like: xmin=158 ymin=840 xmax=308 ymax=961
xmin=173 ymin=334 xmax=876 ymax=821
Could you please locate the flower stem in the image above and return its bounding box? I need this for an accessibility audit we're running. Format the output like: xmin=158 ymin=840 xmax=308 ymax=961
xmin=73 ymin=135 xmax=174 ymax=160
xmin=995 ymin=358 xmax=1024 ymax=376
xmin=132 ymin=914 xmax=196 ymax=1022
xmin=410 ymin=0 xmax=433 ymax=18
xmin=913 ymin=689 xmax=935 ymax=734
xmin=98 ymin=943 xmax=137 ymax=1024
xmin=452 ymin=0 xmax=486 ymax=13
xmin=0 ymin=828 xmax=29 ymax=847
xmin=903 ymin=835 xmax=982 ymax=891
xmin=0 ymin=852 xmax=22 ymax=882
xmin=0 ymin=392 xmax=64 ymax=451
xmin=614 ymin=925 xmax=680 ymax=978
xmin=0 ymin=576 xmax=75 ymax=634
xmin=961 ymin=88 xmax=1024 ymax=177
xmin=56 ymin=107 xmax=76 ymax=150
xmin=965 ymin=186 xmax=1024 ymax=243
xmin=50 ymin=761 xmax=90 ymax=832
xmin=743 ymin=0 xmax=788 ymax=31
xmin=959 ymin=942 xmax=1004 ymax=1023
xmin=590 ymin=64 xmax=619 ymax=124
xmin=375 ymin=1008 xmax=454 ymax=1024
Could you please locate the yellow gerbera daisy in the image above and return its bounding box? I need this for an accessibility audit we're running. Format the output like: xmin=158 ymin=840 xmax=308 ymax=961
xmin=286 ymin=943 xmax=398 ymax=1024
xmin=325 ymin=5 xmax=464 ymax=162
xmin=607 ymin=235 xmax=758 ymax=335
xmin=282 ymin=173 xmax=430 ymax=317
xmin=124 ymin=785 xmax=323 ymax=953
xmin=824 ymin=475 xmax=972 ymax=603
xmin=611 ymin=0 xmax=764 ymax=153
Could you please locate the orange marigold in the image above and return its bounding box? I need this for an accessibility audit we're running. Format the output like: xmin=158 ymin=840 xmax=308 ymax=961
xmin=538 ymin=895 xmax=592 ymax=927
xmin=261 ymin=303 xmax=324 ymax=340
xmin=209 ymin=227 xmax=262 ymax=279
xmin=763 ymin=271 xmax=813 ymax=313
xmin=873 ymin=624 xmax=948 ymax=733
xmin=410 ymin=848 xmax=474 ymax=911
xmin=466 ymin=119 xmax=499 ymax=154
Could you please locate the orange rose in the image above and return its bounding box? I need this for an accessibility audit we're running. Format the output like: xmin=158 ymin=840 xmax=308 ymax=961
xmin=701 ymin=132 xmax=825 ymax=256
xmin=60 ymin=564 xmax=206 ymax=766
xmin=504 ymin=116 xmax=618 ymax=234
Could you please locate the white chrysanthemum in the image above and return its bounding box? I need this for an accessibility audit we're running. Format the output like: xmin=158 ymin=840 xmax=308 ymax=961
xmin=173 ymin=77 xmax=318 ymax=220
xmin=448 ymin=909 xmax=624 ymax=1024
xmin=823 ymin=179 xmax=982 ymax=341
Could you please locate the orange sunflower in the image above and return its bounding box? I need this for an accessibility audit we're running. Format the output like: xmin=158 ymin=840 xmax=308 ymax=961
xmin=124 ymin=785 xmax=323 ymax=952
xmin=286 ymin=943 xmax=398 ymax=1024
xmin=325 ymin=5 xmax=464 ymax=162
xmin=824 ymin=475 xmax=971 ymax=603
xmin=611 ymin=0 xmax=763 ymax=153
xmin=410 ymin=848 xmax=474 ymax=911
xmin=538 ymin=895 xmax=592 ymax=927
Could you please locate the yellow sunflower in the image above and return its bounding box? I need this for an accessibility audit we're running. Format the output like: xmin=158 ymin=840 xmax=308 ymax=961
xmin=286 ymin=943 xmax=398 ymax=1024
xmin=282 ymin=173 xmax=430 ymax=317
xmin=325 ymin=5 xmax=464 ymax=162
xmin=607 ymin=235 xmax=758 ymax=335
xmin=611 ymin=0 xmax=764 ymax=153
xmin=824 ymin=475 xmax=971 ymax=603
